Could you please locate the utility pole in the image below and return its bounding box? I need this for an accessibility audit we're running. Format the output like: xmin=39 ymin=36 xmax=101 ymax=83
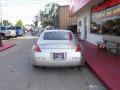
xmin=0 ymin=3 xmax=2 ymax=47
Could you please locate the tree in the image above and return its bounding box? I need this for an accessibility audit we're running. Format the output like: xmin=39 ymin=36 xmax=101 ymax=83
xmin=9 ymin=23 xmax=13 ymax=26
xmin=15 ymin=20 xmax=23 ymax=27
xmin=2 ymin=20 xmax=9 ymax=26
xmin=39 ymin=3 xmax=59 ymax=27
xmin=0 ymin=20 xmax=13 ymax=26
xmin=0 ymin=22 xmax=2 ymax=26
xmin=34 ymin=15 xmax=39 ymax=27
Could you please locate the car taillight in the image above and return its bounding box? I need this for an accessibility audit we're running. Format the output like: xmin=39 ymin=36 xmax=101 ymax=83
xmin=76 ymin=44 xmax=81 ymax=52
xmin=34 ymin=43 xmax=41 ymax=52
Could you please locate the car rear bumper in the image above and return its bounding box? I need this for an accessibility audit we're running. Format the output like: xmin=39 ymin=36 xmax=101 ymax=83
xmin=31 ymin=51 xmax=83 ymax=67
xmin=10 ymin=33 xmax=17 ymax=37
xmin=5 ymin=35 xmax=11 ymax=37
xmin=33 ymin=59 xmax=81 ymax=67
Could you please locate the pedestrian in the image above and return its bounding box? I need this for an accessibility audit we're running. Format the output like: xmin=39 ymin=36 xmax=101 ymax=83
xmin=30 ymin=29 xmax=33 ymax=35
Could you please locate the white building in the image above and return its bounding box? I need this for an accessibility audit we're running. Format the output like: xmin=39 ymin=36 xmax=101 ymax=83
xmin=69 ymin=0 xmax=120 ymax=44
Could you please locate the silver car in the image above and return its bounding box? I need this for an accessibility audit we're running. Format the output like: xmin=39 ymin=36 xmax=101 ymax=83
xmin=31 ymin=30 xmax=85 ymax=67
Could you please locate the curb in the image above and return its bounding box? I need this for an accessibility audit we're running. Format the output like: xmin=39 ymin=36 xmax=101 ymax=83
xmin=0 ymin=44 xmax=16 ymax=52
xmin=85 ymin=60 xmax=112 ymax=90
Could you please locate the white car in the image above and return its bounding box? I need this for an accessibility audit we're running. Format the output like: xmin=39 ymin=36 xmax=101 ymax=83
xmin=0 ymin=26 xmax=11 ymax=39
xmin=8 ymin=26 xmax=17 ymax=37
xmin=31 ymin=30 xmax=85 ymax=67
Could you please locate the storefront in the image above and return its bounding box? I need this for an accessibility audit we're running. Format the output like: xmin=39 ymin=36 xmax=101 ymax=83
xmin=91 ymin=0 xmax=120 ymax=36
xmin=69 ymin=0 xmax=120 ymax=44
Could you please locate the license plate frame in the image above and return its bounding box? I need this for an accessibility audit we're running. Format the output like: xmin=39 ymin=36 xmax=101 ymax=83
xmin=52 ymin=52 xmax=65 ymax=60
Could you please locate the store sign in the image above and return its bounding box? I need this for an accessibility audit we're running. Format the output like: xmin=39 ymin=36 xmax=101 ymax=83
xmin=93 ymin=4 xmax=120 ymax=19
xmin=69 ymin=0 xmax=91 ymax=16
xmin=92 ymin=0 xmax=120 ymax=13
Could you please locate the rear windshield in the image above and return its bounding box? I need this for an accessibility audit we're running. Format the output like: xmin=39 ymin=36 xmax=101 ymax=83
xmin=43 ymin=31 xmax=73 ymax=40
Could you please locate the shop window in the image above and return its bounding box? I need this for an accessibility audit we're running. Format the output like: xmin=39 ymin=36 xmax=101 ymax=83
xmin=91 ymin=3 xmax=120 ymax=36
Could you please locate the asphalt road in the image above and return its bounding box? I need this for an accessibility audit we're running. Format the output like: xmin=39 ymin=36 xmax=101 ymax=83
xmin=0 ymin=35 xmax=106 ymax=90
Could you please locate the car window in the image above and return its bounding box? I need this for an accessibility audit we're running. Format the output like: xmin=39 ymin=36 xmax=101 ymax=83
xmin=7 ymin=27 xmax=11 ymax=30
xmin=10 ymin=27 xmax=15 ymax=30
xmin=1 ymin=27 xmax=6 ymax=30
xmin=43 ymin=31 xmax=73 ymax=40
xmin=16 ymin=27 xmax=21 ymax=29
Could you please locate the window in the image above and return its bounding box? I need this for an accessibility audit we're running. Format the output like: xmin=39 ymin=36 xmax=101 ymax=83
xmin=16 ymin=27 xmax=21 ymax=29
xmin=91 ymin=3 xmax=120 ymax=36
xmin=10 ymin=26 xmax=15 ymax=30
xmin=43 ymin=31 xmax=73 ymax=40
xmin=7 ymin=27 xmax=11 ymax=30
xmin=1 ymin=27 xmax=6 ymax=30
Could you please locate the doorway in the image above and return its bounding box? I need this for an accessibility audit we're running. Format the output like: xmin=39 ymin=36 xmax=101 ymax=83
xmin=84 ymin=17 xmax=87 ymax=39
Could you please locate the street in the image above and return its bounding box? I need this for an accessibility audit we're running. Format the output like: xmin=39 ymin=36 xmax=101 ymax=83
xmin=0 ymin=34 xmax=106 ymax=90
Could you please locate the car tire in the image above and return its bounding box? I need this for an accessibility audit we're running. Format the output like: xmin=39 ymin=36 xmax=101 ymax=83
xmin=33 ymin=64 xmax=39 ymax=68
xmin=6 ymin=37 xmax=10 ymax=39
xmin=77 ymin=66 xmax=81 ymax=71
xmin=1 ymin=34 xmax=5 ymax=40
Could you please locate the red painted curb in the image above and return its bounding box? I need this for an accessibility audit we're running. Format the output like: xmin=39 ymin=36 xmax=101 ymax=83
xmin=0 ymin=44 xmax=16 ymax=52
xmin=81 ymin=40 xmax=120 ymax=90
xmin=85 ymin=61 xmax=112 ymax=90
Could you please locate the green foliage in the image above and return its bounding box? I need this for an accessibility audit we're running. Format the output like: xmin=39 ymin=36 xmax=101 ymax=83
xmin=0 ymin=20 xmax=13 ymax=26
xmin=39 ymin=3 xmax=59 ymax=27
xmin=15 ymin=20 xmax=23 ymax=27
xmin=9 ymin=23 xmax=13 ymax=26
xmin=0 ymin=22 xmax=2 ymax=26
xmin=34 ymin=21 xmax=38 ymax=27
xmin=3 ymin=20 xmax=9 ymax=26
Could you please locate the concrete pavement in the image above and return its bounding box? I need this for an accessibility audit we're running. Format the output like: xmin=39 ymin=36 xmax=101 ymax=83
xmin=0 ymin=37 xmax=106 ymax=90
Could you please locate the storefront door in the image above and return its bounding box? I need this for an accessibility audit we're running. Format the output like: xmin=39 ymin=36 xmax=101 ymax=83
xmin=84 ymin=17 xmax=87 ymax=39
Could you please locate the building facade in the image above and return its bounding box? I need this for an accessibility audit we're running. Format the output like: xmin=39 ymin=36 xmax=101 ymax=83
xmin=69 ymin=0 xmax=120 ymax=44
xmin=55 ymin=5 xmax=77 ymax=30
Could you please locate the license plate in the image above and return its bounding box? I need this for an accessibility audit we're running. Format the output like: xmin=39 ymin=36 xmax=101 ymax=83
xmin=53 ymin=53 xmax=65 ymax=60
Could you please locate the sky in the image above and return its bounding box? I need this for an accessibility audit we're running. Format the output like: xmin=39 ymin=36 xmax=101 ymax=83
xmin=0 ymin=0 xmax=69 ymax=25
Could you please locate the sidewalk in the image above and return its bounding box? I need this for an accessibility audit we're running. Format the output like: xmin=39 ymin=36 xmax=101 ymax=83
xmin=81 ymin=40 xmax=120 ymax=90
xmin=0 ymin=42 xmax=16 ymax=52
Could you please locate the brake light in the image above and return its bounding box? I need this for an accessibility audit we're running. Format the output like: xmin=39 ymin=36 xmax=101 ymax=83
xmin=76 ymin=44 xmax=81 ymax=52
xmin=34 ymin=43 xmax=41 ymax=52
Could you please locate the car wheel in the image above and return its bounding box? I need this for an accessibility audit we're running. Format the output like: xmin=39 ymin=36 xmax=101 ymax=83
xmin=70 ymin=66 xmax=75 ymax=70
xmin=14 ymin=36 xmax=17 ymax=38
xmin=32 ymin=63 xmax=40 ymax=68
xmin=77 ymin=66 xmax=81 ymax=71
xmin=6 ymin=37 xmax=10 ymax=39
xmin=1 ymin=35 xmax=5 ymax=40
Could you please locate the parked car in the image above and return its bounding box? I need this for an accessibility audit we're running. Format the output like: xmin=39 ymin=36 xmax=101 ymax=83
xmin=8 ymin=26 xmax=17 ymax=37
xmin=31 ymin=30 xmax=85 ymax=68
xmin=45 ymin=26 xmax=54 ymax=30
xmin=0 ymin=26 xmax=11 ymax=39
xmin=15 ymin=26 xmax=24 ymax=36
